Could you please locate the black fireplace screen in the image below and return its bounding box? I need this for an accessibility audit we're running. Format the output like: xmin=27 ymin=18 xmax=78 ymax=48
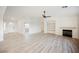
xmin=63 ymin=30 xmax=72 ymax=37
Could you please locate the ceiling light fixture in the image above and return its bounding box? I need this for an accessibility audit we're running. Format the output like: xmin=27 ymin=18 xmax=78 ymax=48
xmin=42 ymin=10 xmax=51 ymax=18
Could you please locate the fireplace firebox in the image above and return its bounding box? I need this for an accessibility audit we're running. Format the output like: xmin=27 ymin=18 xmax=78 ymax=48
xmin=63 ymin=29 xmax=72 ymax=37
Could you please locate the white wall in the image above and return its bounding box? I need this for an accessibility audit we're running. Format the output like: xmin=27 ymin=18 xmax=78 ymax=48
xmin=4 ymin=6 xmax=41 ymax=34
xmin=55 ymin=15 xmax=78 ymax=38
xmin=0 ymin=19 xmax=3 ymax=41
xmin=29 ymin=18 xmax=41 ymax=34
xmin=0 ymin=6 xmax=6 ymax=41
xmin=16 ymin=17 xmax=41 ymax=34
xmin=4 ymin=17 xmax=41 ymax=34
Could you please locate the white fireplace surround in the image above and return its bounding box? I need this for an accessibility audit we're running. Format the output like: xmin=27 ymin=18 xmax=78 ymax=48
xmin=60 ymin=27 xmax=78 ymax=38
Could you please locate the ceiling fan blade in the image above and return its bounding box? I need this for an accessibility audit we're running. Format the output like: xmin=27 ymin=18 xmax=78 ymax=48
xmin=62 ymin=6 xmax=68 ymax=8
xmin=46 ymin=16 xmax=51 ymax=17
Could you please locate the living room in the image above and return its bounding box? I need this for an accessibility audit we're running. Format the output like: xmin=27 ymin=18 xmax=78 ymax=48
xmin=0 ymin=6 xmax=79 ymax=53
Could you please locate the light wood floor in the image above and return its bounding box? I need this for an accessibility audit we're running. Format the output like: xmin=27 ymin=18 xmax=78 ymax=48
xmin=0 ymin=32 xmax=79 ymax=53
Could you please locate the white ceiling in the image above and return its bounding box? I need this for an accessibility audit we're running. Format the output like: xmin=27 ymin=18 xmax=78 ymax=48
xmin=3 ymin=6 xmax=79 ymax=21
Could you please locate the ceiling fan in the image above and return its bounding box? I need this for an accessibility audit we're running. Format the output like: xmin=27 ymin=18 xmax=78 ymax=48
xmin=42 ymin=6 xmax=68 ymax=18
xmin=62 ymin=6 xmax=68 ymax=8
xmin=42 ymin=10 xmax=51 ymax=18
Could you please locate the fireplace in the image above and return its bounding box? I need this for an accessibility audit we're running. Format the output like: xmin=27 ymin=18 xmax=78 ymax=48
xmin=63 ymin=29 xmax=72 ymax=37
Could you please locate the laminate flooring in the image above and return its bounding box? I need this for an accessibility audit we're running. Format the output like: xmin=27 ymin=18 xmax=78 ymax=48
xmin=0 ymin=32 xmax=79 ymax=53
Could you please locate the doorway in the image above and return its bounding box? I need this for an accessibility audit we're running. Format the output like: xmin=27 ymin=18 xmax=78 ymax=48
xmin=24 ymin=24 xmax=29 ymax=33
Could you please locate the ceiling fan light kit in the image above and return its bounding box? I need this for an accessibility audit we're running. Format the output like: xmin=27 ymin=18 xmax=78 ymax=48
xmin=42 ymin=10 xmax=51 ymax=18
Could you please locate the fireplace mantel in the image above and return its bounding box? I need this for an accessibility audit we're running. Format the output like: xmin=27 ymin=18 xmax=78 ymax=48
xmin=60 ymin=27 xmax=76 ymax=29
